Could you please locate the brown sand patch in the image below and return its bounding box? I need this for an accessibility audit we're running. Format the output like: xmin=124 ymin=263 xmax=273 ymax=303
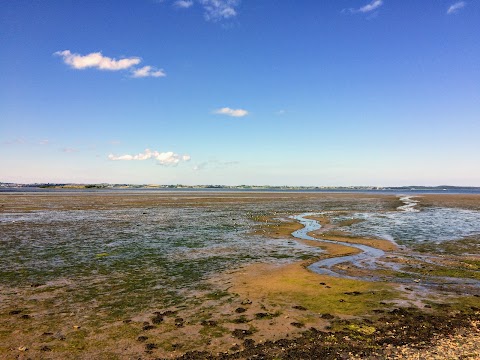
xmin=0 ymin=192 xmax=402 ymax=213
xmin=251 ymin=216 xmax=303 ymax=239
xmin=312 ymin=233 xmax=398 ymax=251
xmin=229 ymin=261 xmax=397 ymax=317
xmin=298 ymin=239 xmax=362 ymax=258
xmin=418 ymin=194 xmax=480 ymax=210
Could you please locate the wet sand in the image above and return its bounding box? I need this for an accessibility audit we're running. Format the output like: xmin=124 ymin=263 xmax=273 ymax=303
xmin=0 ymin=192 xmax=479 ymax=359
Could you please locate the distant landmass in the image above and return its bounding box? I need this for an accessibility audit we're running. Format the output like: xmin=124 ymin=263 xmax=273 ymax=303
xmin=1 ymin=182 xmax=479 ymax=192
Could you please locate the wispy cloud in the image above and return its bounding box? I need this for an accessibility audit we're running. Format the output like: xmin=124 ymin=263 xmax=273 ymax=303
xmin=358 ymin=0 xmax=383 ymax=13
xmin=55 ymin=50 xmax=166 ymax=78
xmin=214 ymin=107 xmax=248 ymax=117
xmin=131 ymin=66 xmax=166 ymax=78
xmin=108 ymin=149 xmax=191 ymax=166
xmin=174 ymin=0 xmax=194 ymax=8
xmin=344 ymin=0 xmax=383 ymax=14
xmin=157 ymin=0 xmax=240 ymax=22
xmin=62 ymin=147 xmax=79 ymax=153
xmin=2 ymin=137 xmax=26 ymax=145
xmin=193 ymin=160 xmax=239 ymax=171
xmin=2 ymin=137 xmax=50 ymax=146
xmin=199 ymin=0 xmax=239 ymax=21
xmin=447 ymin=1 xmax=466 ymax=14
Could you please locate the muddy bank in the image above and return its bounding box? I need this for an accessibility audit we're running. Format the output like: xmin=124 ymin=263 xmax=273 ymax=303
xmin=1 ymin=192 xmax=479 ymax=359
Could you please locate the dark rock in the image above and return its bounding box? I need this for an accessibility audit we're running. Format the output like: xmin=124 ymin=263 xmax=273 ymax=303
xmin=137 ymin=336 xmax=148 ymax=342
xmin=292 ymin=305 xmax=307 ymax=311
xmin=232 ymin=316 xmax=249 ymax=324
xmin=145 ymin=343 xmax=157 ymax=350
xmin=151 ymin=314 xmax=164 ymax=324
xmin=235 ymin=307 xmax=246 ymax=313
xmin=177 ymin=350 xmax=211 ymax=359
xmin=243 ymin=338 xmax=255 ymax=348
xmin=344 ymin=291 xmax=362 ymax=296
xmin=255 ymin=313 xmax=270 ymax=319
xmin=291 ymin=322 xmax=305 ymax=328
xmin=157 ymin=310 xmax=176 ymax=317
xmin=232 ymin=329 xmax=253 ymax=339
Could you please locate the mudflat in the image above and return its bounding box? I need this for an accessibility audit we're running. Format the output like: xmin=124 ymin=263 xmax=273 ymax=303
xmin=0 ymin=192 xmax=479 ymax=359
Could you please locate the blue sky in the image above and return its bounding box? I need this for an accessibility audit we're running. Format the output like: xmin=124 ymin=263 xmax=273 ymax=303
xmin=1 ymin=0 xmax=479 ymax=186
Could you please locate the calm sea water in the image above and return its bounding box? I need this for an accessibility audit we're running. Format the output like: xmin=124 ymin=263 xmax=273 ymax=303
xmin=1 ymin=187 xmax=480 ymax=194
xmin=333 ymin=208 xmax=480 ymax=244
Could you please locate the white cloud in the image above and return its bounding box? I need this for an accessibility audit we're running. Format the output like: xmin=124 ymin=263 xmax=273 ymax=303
xmin=345 ymin=0 xmax=383 ymax=14
xmin=174 ymin=0 xmax=194 ymax=8
xmin=108 ymin=149 xmax=191 ymax=166
xmin=55 ymin=50 xmax=166 ymax=79
xmin=54 ymin=50 xmax=140 ymax=71
xmin=199 ymin=0 xmax=239 ymax=21
xmin=131 ymin=65 xmax=166 ymax=78
xmin=62 ymin=147 xmax=79 ymax=153
xmin=39 ymin=139 xmax=50 ymax=145
xmin=214 ymin=107 xmax=248 ymax=117
xmin=447 ymin=1 xmax=466 ymax=14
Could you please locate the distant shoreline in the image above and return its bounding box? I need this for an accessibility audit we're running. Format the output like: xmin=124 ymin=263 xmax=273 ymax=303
xmin=1 ymin=185 xmax=480 ymax=195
